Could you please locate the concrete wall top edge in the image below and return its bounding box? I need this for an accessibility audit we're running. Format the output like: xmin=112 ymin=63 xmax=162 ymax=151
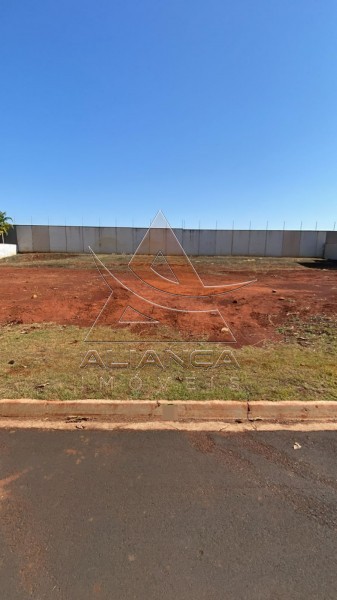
xmin=14 ymin=225 xmax=331 ymax=233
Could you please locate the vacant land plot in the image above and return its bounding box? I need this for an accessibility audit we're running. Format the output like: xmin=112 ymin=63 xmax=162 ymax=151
xmin=0 ymin=254 xmax=336 ymax=401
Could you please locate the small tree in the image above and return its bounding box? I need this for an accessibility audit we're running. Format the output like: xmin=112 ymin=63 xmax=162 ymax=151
xmin=0 ymin=211 xmax=13 ymax=243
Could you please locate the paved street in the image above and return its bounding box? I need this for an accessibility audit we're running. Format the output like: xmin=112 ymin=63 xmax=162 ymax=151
xmin=0 ymin=429 xmax=336 ymax=599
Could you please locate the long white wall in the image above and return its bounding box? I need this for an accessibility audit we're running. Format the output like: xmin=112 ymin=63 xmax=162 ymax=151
xmin=6 ymin=225 xmax=336 ymax=257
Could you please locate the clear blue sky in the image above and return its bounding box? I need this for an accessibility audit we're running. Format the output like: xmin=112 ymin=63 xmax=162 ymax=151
xmin=1 ymin=0 xmax=336 ymax=230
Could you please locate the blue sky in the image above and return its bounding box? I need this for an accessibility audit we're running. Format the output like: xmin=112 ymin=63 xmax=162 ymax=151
xmin=1 ymin=0 xmax=336 ymax=230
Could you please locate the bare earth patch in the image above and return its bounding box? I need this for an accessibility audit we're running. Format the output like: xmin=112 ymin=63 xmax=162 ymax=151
xmin=0 ymin=255 xmax=336 ymax=401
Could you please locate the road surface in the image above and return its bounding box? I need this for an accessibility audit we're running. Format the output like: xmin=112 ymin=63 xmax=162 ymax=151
xmin=0 ymin=429 xmax=336 ymax=599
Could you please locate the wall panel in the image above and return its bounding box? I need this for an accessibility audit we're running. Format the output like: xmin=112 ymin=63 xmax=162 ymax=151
xmin=65 ymin=226 xmax=83 ymax=252
xmin=32 ymin=225 xmax=50 ymax=252
xmin=182 ymin=230 xmax=200 ymax=255
xmin=299 ymin=231 xmax=319 ymax=257
xmin=232 ymin=231 xmax=250 ymax=255
xmin=282 ymin=231 xmax=301 ymax=257
xmin=265 ymin=231 xmax=283 ymax=257
xmin=16 ymin=226 xmax=33 ymax=252
xmin=49 ymin=226 xmax=66 ymax=252
xmin=199 ymin=230 xmax=216 ymax=255
xmin=215 ymin=230 xmax=232 ymax=255
xmin=249 ymin=231 xmax=267 ymax=256
xmin=99 ymin=227 xmax=117 ymax=253
xmin=116 ymin=228 xmax=133 ymax=254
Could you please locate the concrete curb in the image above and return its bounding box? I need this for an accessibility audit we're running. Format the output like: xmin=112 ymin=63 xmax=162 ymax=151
xmin=0 ymin=400 xmax=336 ymax=422
xmin=0 ymin=400 xmax=246 ymax=421
xmin=248 ymin=400 xmax=337 ymax=422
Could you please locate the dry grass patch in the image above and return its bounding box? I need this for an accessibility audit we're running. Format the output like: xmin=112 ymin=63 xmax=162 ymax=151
xmin=1 ymin=316 xmax=336 ymax=401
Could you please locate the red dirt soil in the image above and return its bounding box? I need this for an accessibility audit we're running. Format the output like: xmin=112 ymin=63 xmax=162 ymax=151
xmin=0 ymin=263 xmax=336 ymax=346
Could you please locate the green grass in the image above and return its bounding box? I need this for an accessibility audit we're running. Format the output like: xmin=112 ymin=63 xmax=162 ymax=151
xmin=0 ymin=252 xmax=128 ymax=270
xmin=0 ymin=252 xmax=322 ymax=272
xmin=1 ymin=316 xmax=336 ymax=401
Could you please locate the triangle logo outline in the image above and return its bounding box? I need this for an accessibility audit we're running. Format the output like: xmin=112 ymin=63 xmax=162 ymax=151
xmin=150 ymin=251 xmax=180 ymax=284
xmin=118 ymin=305 xmax=159 ymax=324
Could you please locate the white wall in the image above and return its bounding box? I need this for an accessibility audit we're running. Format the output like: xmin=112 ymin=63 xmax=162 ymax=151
xmin=0 ymin=244 xmax=17 ymax=258
xmin=13 ymin=225 xmax=329 ymax=258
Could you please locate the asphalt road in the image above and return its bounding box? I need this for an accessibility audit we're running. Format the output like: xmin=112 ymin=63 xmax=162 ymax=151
xmin=0 ymin=429 xmax=337 ymax=599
